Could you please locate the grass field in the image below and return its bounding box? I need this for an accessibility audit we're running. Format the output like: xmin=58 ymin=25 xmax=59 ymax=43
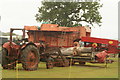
xmin=1 ymin=58 xmax=118 ymax=78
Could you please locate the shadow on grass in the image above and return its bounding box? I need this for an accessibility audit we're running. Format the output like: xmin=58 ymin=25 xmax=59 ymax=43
xmin=2 ymin=63 xmax=111 ymax=71
xmin=7 ymin=67 xmax=47 ymax=71
xmin=72 ymin=64 xmax=107 ymax=68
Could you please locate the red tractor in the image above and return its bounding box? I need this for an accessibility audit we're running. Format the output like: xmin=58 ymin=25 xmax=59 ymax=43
xmin=2 ymin=28 xmax=40 ymax=70
xmin=2 ymin=28 xmax=69 ymax=70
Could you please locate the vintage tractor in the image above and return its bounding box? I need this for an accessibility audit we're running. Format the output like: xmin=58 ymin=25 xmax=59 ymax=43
xmin=1 ymin=28 xmax=69 ymax=70
xmin=2 ymin=28 xmax=40 ymax=70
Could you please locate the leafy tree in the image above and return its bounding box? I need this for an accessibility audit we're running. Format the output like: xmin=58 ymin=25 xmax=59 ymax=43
xmin=36 ymin=1 xmax=102 ymax=27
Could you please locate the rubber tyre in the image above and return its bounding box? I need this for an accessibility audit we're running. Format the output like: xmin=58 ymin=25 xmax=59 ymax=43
xmin=2 ymin=48 xmax=16 ymax=69
xmin=62 ymin=59 xmax=69 ymax=67
xmin=61 ymin=56 xmax=69 ymax=67
xmin=46 ymin=57 xmax=54 ymax=69
xmin=54 ymin=58 xmax=69 ymax=67
xmin=21 ymin=45 xmax=40 ymax=71
xmin=54 ymin=58 xmax=63 ymax=67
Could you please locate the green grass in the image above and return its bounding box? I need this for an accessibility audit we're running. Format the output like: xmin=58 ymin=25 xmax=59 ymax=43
xmin=1 ymin=58 xmax=118 ymax=78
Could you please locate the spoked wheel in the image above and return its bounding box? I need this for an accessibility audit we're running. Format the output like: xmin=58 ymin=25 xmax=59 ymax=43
xmin=21 ymin=45 xmax=40 ymax=71
xmin=62 ymin=59 xmax=69 ymax=67
xmin=2 ymin=48 xmax=16 ymax=69
xmin=54 ymin=57 xmax=69 ymax=67
xmin=46 ymin=57 xmax=54 ymax=69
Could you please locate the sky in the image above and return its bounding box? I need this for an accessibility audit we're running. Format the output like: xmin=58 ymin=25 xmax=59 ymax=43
xmin=91 ymin=0 xmax=119 ymax=40
xmin=0 ymin=0 xmax=119 ymax=40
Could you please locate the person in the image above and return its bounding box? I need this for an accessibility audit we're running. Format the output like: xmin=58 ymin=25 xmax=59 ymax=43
xmin=73 ymin=38 xmax=81 ymax=47
xmin=73 ymin=38 xmax=82 ymax=56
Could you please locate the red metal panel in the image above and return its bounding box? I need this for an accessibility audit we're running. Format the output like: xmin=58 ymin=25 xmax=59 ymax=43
xmin=81 ymin=37 xmax=119 ymax=46
xmin=58 ymin=34 xmax=67 ymax=47
xmin=3 ymin=42 xmax=19 ymax=56
xmin=38 ymin=32 xmax=45 ymax=42
xmin=67 ymin=33 xmax=76 ymax=47
xmin=35 ymin=32 xmax=39 ymax=42
xmin=67 ymin=34 xmax=69 ymax=46
xmin=27 ymin=32 xmax=34 ymax=42
xmin=50 ymin=32 xmax=58 ymax=46
xmin=24 ymin=26 xmax=38 ymax=30
xmin=79 ymin=27 xmax=86 ymax=38
xmin=26 ymin=24 xmax=92 ymax=47
xmin=107 ymin=45 xmax=118 ymax=54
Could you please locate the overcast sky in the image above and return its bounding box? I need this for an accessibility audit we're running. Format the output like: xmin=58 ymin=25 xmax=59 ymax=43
xmin=0 ymin=0 xmax=119 ymax=40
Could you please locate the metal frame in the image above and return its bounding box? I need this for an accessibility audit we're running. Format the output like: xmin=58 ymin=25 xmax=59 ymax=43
xmin=9 ymin=28 xmax=25 ymax=54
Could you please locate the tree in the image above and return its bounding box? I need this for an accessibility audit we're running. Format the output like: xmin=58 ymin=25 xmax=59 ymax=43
xmin=36 ymin=1 xmax=102 ymax=27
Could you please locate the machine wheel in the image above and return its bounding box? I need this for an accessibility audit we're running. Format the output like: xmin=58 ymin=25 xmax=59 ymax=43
xmin=61 ymin=56 xmax=69 ymax=67
xmin=2 ymin=48 xmax=16 ymax=69
xmin=46 ymin=57 xmax=54 ymax=69
xmin=79 ymin=62 xmax=86 ymax=65
xmin=54 ymin=58 xmax=63 ymax=67
xmin=62 ymin=59 xmax=69 ymax=67
xmin=21 ymin=45 xmax=40 ymax=71
xmin=54 ymin=58 xmax=69 ymax=67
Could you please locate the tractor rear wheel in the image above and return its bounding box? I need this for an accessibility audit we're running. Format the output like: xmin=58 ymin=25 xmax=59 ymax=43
xmin=2 ymin=48 xmax=16 ymax=69
xmin=21 ymin=45 xmax=40 ymax=71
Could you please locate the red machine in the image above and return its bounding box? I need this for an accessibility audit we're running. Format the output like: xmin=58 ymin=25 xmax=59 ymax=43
xmin=2 ymin=27 xmax=72 ymax=70
xmin=2 ymin=24 xmax=91 ymax=70
xmin=65 ymin=37 xmax=119 ymax=66
xmin=24 ymin=24 xmax=91 ymax=47
xmin=2 ymin=28 xmax=41 ymax=70
xmin=2 ymin=24 xmax=117 ymax=70
xmin=81 ymin=37 xmax=120 ymax=54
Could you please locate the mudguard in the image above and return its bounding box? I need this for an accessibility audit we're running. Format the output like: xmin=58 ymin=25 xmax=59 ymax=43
xmin=2 ymin=42 xmax=19 ymax=56
xmin=20 ymin=42 xmax=39 ymax=50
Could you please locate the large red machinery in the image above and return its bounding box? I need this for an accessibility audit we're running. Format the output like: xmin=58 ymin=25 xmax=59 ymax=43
xmin=2 ymin=24 xmax=118 ymax=70
xmin=1 ymin=24 xmax=91 ymax=70
xmin=81 ymin=37 xmax=120 ymax=54
xmin=64 ymin=37 xmax=119 ymax=66
xmin=24 ymin=24 xmax=91 ymax=47
xmin=2 ymin=28 xmax=40 ymax=70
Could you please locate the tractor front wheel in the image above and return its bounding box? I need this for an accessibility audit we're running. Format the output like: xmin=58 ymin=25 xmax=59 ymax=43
xmin=21 ymin=45 xmax=40 ymax=71
xmin=2 ymin=48 xmax=16 ymax=69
